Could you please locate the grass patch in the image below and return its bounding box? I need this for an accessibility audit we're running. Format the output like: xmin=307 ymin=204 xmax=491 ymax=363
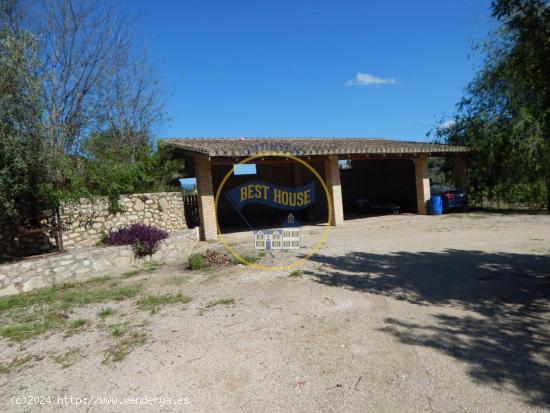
xmin=198 ymin=297 xmax=236 ymax=315
xmin=64 ymin=318 xmax=89 ymax=337
xmin=187 ymin=253 xmax=204 ymax=270
xmin=0 ymin=354 xmax=38 ymax=374
xmin=97 ymin=307 xmax=114 ymax=318
xmin=142 ymin=261 xmax=162 ymax=273
xmin=121 ymin=270 xmax=141 ymax=278
xmin=1 ymin=316 xmax=59 ymax=341
xmin=206 ymin=298 xmax=235 ymax=307
xmin=237 ymin=254 xmax=260 ymax=265
xmin=54 ymin=347 xmax=84 ymax=368
xmin=111 ymin=326 xmax=125 ymax=337
xmin=105 ymin=331 xmax=148 ymax=363
xmin=136 ymin=292 xmax=192 ymax=314
xmin=70 ymin=318 xmax=88 ymax=329
xmin=0 ymin=278 xmax=142 ymax=342
xmin=289 ymin=270 xmax=303 ymax=277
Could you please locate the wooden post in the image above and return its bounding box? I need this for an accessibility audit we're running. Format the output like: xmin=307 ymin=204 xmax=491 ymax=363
xmin=55 ymin=207 xmax=65 ymax=252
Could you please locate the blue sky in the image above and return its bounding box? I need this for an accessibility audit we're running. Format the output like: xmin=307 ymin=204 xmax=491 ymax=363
xmin=127 ymin=0 xmax=494 ymax=142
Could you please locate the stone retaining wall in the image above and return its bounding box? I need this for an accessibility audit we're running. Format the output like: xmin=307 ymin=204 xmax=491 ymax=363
xmin=0 ymin=229 xmax=199 ymax=297
xmin=61 ymin=192 xmax=188 ymax=248
xmin=0 ymin=192 xmax=189 ymax=259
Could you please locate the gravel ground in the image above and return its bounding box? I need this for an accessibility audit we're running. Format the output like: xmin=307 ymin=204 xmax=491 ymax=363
xmin=1 ymin=212 xmax=549 ymax=412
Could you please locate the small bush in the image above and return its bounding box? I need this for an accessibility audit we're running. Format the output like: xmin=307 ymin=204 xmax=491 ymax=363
xmin=188 ymin=253 xmax=204 ymax=270
xmin=187 ymin=249 xmax=230 ymax=270
xmin=202 ymin=249 xmax=231 ymax=266
xmin=104 ymin=224 xmax=168 ymax=258
xmin=97 ymin=307 xmax=114 ymax=317
xmin=97 ymin=231 xmax=108 ymax=246
xmin=289 ymin=270 xmax=303 ymax=277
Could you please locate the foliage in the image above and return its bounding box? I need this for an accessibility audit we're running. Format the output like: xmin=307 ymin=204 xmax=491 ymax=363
xmin=434 ymin=0 xmax=550 ymax=210
xmin=0 ymin=275 xmax=141 ymax=341
xmin=1 ymin=0 xmax=181 ymax=229
xmin=104 ymin=224 xmax=168 ymax=258
xmin=0 ymin=15 xmax=47 ymax=219
xmin=187 ymin=249 xmax=231 ymax=270
xmin=202 ymin=249 xmax=231 ymax=266
xmin=136 ymin=292 xmax=191 ymax=314
xmin=187 ymin=253 xmax=204 ymax=270
xmin=238 ymin=253 xmax=260 ymax=265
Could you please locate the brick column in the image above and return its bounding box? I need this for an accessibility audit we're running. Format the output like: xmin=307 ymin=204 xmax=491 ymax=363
xmin=194 ymin=156 xmax=217 ymax=241
xmin=414 ymin=155 xmax=431 ymax=215
xmin=323 ymin=155 xmax=345 ymax=226
xmin=452 ymin=155 xmax=467 ymax=189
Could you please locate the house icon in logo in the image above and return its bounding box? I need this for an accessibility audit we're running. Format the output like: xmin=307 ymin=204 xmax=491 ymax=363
xmin=254 ymin=213 xmax=300 ymax=250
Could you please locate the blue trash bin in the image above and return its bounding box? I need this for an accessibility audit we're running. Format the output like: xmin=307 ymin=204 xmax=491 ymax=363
xmin=429 ymin=195 xmax=443 ymax=215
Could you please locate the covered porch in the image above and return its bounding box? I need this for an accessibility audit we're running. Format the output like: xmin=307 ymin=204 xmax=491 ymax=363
xmin=161 ymin=138 xmax=468 ymax=241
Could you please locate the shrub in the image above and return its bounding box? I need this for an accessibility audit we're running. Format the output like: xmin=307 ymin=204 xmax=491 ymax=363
xmin=104 ymin=224 xmax=168 ymax=258
xmin=187 ymin=253 xmax=204 ymax=270
xmin=187 ymin=249 xmax=230 ymax=270
xmin=202 ymin=249 xmax=230 ymax=266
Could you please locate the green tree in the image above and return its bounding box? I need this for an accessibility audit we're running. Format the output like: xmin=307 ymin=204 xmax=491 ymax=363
xmin=436 ymin=0 xmax=550 ymax=210
xmin=0 ymin=11 xmax=46 ymax=219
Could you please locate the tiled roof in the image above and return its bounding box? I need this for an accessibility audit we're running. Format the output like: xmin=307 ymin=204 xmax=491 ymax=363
xmin=160 ymin=138 xmax=468 ymax=157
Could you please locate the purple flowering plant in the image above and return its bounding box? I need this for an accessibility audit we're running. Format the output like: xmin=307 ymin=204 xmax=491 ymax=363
xmin=104 ymin=224 xmax=169 ymax=258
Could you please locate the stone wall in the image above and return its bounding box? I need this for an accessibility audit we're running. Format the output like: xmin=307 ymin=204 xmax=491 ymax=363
xmin=61 ymin=192 xmax=188 ymax=248
xmin=0 ymin=229 xmax=199 ymax=296
xmin=0 ymin=192 xmax=190 ymax=259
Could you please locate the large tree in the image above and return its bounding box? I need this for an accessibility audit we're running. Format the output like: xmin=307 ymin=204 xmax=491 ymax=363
xmin=1 ymin=0 xmax=169 ymax=211
xmin=437 ymin=0 xmax=550 ymax=210
xmin=0 ymin=1 xmax=46 ymax=220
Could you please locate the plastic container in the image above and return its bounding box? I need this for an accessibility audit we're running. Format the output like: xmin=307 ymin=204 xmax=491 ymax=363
xmin=429 ymin=195 xmax=443 ymax=215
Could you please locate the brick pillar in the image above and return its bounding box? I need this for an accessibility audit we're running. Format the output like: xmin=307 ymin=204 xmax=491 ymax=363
xmin=414 ymin=155 xmax=431 ymax=215
xmin=452 ymin=155 xmax=467 ymax=189
xmin=194 ymin=156 xmax=217 ymax=241
xmin=324 ymin=155 xmax=345 ymax=226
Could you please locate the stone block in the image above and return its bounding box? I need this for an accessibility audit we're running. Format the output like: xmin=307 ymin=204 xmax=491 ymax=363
xmin=22 ymin=276 xmax=46 ymax=292
xmin=0 ymin=284 xmax=20 ymax=297
xmin=114 ymin=256 xmax=132 ymax=267
xmin=92 ymin=260 xmax=110 ymax=272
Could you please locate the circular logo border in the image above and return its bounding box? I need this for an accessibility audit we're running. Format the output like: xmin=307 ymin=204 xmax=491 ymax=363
xmin=214 ymin=151 xmax=333 ymax=270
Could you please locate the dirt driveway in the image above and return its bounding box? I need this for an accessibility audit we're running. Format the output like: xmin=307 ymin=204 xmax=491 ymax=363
xmin=1 ymin=212 xmax=549 ymax=412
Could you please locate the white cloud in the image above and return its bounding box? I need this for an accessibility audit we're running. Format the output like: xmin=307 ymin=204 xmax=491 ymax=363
xmin=347 ymin=72 xmax=397 ymax=86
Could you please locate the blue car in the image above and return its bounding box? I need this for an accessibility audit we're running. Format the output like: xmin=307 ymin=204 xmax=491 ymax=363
xmin=430 ymin=183 xmax=467 ymax=211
